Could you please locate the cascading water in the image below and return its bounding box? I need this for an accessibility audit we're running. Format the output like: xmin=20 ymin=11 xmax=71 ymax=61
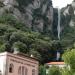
xmin=56 ymin=8 xmax=61 ymax=61
xmin=56 ymin=51 xmax=60 ymax=61
xmin=57 ymin=8 xmax=61 ymax=40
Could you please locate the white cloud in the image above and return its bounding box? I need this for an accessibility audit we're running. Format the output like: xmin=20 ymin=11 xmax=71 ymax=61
xmin=52 ymin=0 xmax=73 ymax=8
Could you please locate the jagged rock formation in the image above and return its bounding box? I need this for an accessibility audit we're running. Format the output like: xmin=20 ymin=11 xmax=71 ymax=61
xmin=0 ymin=0 xmax=53 ymax=33
xmin=60 ymin=0 xmax=75 ymax=41
xmin=61 ymin=0 xmax=75 ymax=30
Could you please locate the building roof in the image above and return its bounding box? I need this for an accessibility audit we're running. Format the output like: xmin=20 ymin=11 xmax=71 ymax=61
xmin=0 ymin=52 xmax=38 ymax=62
xmin=14 ymin=52 xmax=38 ymax=61
xmin=47 ymin=62 xmax=65 ymax=65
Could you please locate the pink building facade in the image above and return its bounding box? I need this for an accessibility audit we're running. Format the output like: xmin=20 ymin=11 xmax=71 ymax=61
xmin=0 ymin=52 xmax=39 ymax=75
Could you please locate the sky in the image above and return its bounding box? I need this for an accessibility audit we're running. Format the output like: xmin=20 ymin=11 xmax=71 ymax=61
xmin=52 ymin=0 xmax=73 ymax=8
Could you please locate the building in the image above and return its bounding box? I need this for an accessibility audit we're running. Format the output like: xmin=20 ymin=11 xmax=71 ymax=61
xmin=0 ymin=52 xmax=39 ymax=75
xmin=45 ymin=62 xmax=66 ymax=75
xmin=46 ymin=62 xmax=65 ymax=68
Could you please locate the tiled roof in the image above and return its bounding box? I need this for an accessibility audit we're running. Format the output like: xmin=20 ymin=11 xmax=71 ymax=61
xmin=47 ymin=62 xmax=65 ymax=65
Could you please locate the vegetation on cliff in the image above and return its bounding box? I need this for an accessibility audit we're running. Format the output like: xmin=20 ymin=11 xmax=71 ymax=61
xmin=0 ymin=13 xmax=61 ymax=64
xmin=0 ymin=0 xmax=75 ymax=64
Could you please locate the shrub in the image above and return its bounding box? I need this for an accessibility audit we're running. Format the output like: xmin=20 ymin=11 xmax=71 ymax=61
xmin=48 ymin=66 xmax=61 ymax=75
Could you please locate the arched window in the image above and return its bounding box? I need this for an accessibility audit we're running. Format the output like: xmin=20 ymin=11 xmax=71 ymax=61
xmin=9 ymin=63 xmax=14 ymax=73
xmin=32 ymin=69 xmax=35 ymax=75
xmin=18 ymin=66 xmax=28 ymax=75
xmin=18 ymin=66 xmax=21 ymax=75
xmin=25 ymin=67 xmax=28 ymax=75
xmin=22 ymin=66 xmax=24 ymax=75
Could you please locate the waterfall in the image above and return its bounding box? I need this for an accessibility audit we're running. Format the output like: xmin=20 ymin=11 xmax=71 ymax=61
xmin=57 ymin=8 xmax=61 ymax=40
xmin=56 ymin=51 xmax=60 ymax=61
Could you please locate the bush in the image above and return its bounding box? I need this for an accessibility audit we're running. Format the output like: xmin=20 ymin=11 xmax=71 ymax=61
xmin=39 ymin=65 xmax=46 ymax=75
xmin=48 ymin=66 xmax=61 ymax=75
xmin=62 ymin=49 xmax=75 ymax=72
xmin=61 ymin=67 xmax=71 ymax=75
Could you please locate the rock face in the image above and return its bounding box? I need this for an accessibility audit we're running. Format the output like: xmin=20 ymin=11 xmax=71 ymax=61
xmin=61 ymin=0 xmax=75 ymax=28
xmin=60 ymin=0 xmax=75 ymax=40
xmin=0 ymin=0 xmax=53 ymax=33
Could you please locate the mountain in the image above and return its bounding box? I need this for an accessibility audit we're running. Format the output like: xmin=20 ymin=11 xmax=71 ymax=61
xmin=61 ymin=1 xmax=75 ymax=29
xmin=1 ymin=0 xmax=73 ymax=63
xmin=0 ymin=0 xmax=53 ymax=33
xmin=60 ymin=0 xmax=75 ymax=48
xmin=0 ymin=0 xmax=59 ymax=64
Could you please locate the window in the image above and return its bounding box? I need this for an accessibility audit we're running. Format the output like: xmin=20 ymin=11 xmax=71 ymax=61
xmin=32 ymin=69 xmax=35 ymax=75
xmin=18 ymin=66 xmax=28 ymax=75
xmin=22 ymin=66 xmax=24 ymax=75
xmin=9 ymin=64 xmax=14 ymax=73
xmin=18 ymin=66 xmax=21 ymax=75
xmin=25 ymin=67 xmax=28 ymax=75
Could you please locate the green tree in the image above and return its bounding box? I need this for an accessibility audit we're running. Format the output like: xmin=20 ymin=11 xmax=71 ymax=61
xmin=12 ymin=41 xmax=27 ymax=53
xmin=39 ymin=65 xmax=46 ymax=75
xmin=61 ymin=67 xmax=71 ymax=75
xmin=62 ymin=49 xmax=75 ymax=73
xmin=48 ymin=66 xmax=61 ymax=75
xmin=0 ymin=44 xmax=6 ymax=52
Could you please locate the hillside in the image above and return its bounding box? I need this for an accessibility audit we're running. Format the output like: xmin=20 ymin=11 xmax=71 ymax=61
xmin=60 ymin=0 xmax=75 ymax=48
xmin=0 ymin=0 xmax=53 ymax=34
xmin=1 ymin=0 xmax=75 ymax=64
xmin=0 ymin=0 xmax=59 ymax=64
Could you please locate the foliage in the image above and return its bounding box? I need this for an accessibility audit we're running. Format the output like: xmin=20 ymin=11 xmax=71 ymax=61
xmin=12 ymin=41 xmax=27 ymax=53
xmin=0 ymin=18 xmax=64 ymax=63
xmin=0 ymin=44 xmax=6 ymax=52
xmin=62 ymin=49 xmax=75 ymax=72
xmin=48 ymin=66 xmax=61 ymax=75
xmin=60 ymin=4 xmax=75 ymax=50
xmin=1 ymin=4 xmax=74 ymax=64
xmin=61 ymin=67 xmax=72 ymax=75
xmin=0 ymin=13 xmax=55 ymax=63
xmin=0 ymin=14 xmax=31 ymax=32
xmin=39 ymin=65 xmax=46 ymax=75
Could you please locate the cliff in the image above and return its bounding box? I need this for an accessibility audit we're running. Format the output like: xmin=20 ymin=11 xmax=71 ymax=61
xmin=61 ymin=1 xmax=75 ymax=27
xmin=0 ymin=0 xmax=53 ymax=33
xmin=60 ymin=0 xmax=75 ymax=48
